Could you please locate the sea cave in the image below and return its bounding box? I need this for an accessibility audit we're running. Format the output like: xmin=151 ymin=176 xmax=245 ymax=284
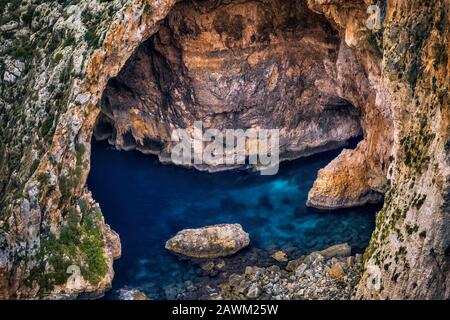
xmin=89 ymin=0 xmax=382 ymax=300
xmin=1 ymin=0 xmax=447 ymax=301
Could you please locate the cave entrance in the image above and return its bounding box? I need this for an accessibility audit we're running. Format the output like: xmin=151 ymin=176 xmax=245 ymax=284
xmin=94 ymin=0 xmax=362 ymax=165
xmin=88 ymin=0 xmax=379 ymax=300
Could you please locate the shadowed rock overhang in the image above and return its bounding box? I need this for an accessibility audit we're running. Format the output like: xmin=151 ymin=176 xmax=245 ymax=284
xmin=95 ymin=0 xmax=363 ymax=168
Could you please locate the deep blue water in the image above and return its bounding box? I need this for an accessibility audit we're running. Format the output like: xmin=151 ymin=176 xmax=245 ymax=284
xmin=88 ymin=139 xmax=379 ymax=299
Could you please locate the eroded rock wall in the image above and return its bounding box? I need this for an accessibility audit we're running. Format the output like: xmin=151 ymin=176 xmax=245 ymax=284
xmin=306 ymin=0 xmax=393 ymax=209
xmin=97 ymin=0 xmax=363 ymax=169
xmin=306 ymin=0 xmax=449 ymax=299
xmin=355 ymin=0 xmax=450 ymax=299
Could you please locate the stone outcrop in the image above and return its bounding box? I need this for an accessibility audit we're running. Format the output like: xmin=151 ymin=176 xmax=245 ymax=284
xmin=116 ymin=288 xmax=150 ymax=300
xmin=307 ymin=149 xmax=384 ymax=209
xmin=165 ymin=224 xmax=250 ymax=259
xmin=305 ymin=0 xmax=393 ymax=210
xmin=317 ymin=243 xmax=351 ymax=259
xmin=0 ymin=0 xmax=448 ymax=300
xmin=0 ymin=0 xmax=179 ymax=299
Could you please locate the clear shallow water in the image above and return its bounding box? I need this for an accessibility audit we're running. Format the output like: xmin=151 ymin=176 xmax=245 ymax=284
xmin=88 ymin=139 xmax=379 ymax=299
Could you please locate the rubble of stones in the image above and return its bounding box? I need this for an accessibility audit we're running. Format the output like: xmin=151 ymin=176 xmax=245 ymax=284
xmin=218 ymin=245 xmax=363 ymax=300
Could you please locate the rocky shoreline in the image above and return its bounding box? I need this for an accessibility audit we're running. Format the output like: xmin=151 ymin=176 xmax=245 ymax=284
xmin=218 ymin=245 xmax=362 ymax=300
xmin=114 ymin=243 xmax=362 ymax=300
xmin=162 ymin=225 xmax=362 ymax=300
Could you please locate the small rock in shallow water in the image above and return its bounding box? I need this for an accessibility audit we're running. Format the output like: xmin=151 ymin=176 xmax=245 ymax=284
xmin=272 ymin=251 xmax=288 ymax=262
xmin=216 ymin=260 xmax=226 ymax=270
xmin=201 ymin=261 xmax=215 ymax=272
xmin=286 ymin=256 xmax=305 ymax=271
xmin=165 ymin=224 xmax=250 ymax=258
xmin=304 ymin=252 xmax=324 ymax=265
xmin=245 ymin=266 xmax=254 ymax=275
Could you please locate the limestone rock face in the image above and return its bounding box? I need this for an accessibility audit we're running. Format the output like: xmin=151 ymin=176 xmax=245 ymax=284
xmin=305 ymin=0 xmax=393 ymax=210
xmin=0 ymin=0 xmax=178 ymax=299
xmin=96 ymin=0 xmax=363 ymax=167
xmin=307 ymin=148 xmax=384 ymax=209
xmin=165 ymin=224 xmax=250 ymax=259
xmin=355 ymin=0 xmax=450 ymax=300
xmin=307 ymin=0 xmax=449 ymax=299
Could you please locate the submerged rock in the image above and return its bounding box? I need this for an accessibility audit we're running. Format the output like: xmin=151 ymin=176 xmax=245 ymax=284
xmin=165 ymin=224 xmax=250 ymax=259
xmin=116 ymin=289 xmax=150 ymax=300
xmin=286 ymin=256 xmax=306 ymax=272
xmin=272 ymin=251 xmax=288 ymax=262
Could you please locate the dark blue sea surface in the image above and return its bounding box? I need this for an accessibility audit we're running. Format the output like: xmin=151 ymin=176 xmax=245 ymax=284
xmin=88 ymin=139 xmax=379 ymax=299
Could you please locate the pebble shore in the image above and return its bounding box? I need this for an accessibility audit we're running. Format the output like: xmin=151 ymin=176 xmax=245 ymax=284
xmin=218 ymin=249 xmax=363 ymax=300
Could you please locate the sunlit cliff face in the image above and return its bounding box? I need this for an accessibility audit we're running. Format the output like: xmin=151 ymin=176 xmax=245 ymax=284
xmin=95 ymin=0 xmax=363 ymax=164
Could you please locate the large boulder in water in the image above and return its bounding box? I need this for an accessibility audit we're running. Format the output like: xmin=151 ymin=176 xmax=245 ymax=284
xmin=165 ymin=224 xmax=250 ymax=258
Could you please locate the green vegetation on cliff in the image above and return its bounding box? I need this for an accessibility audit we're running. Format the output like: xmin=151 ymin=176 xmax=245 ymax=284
xmin=27 ymin=201 xmax=107 ymax=293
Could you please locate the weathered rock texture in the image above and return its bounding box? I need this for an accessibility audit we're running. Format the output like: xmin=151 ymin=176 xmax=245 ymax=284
xmin=0 ymin=0 xmax=448 ymax=300
xmin=305 ymin=0 xmax=393 ymax=209
xmin=0 ymin=0 xmax=178 ymax=299
xmin=165 ymin=224 xmax=250 ymax=259
xmin=96 ymin=0 xmax=363 ymax=169
xmin=306 ymin=0 xmax=449 ymax=299
xmin=354 ymin=0 xmax=449 ymax=300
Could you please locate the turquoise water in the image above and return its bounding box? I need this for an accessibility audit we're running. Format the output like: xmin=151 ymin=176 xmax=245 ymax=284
xmin=88 ymin=139 xmax=379 ymax=299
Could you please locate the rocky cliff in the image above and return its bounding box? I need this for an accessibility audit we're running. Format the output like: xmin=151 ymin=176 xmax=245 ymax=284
xmin=0 ymin=0 xmax=178 ymax=299
xmin=306 ymin=0 xmax=449 ymax=299
xmin=0 ymin=0 xmax=448 ymax=299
